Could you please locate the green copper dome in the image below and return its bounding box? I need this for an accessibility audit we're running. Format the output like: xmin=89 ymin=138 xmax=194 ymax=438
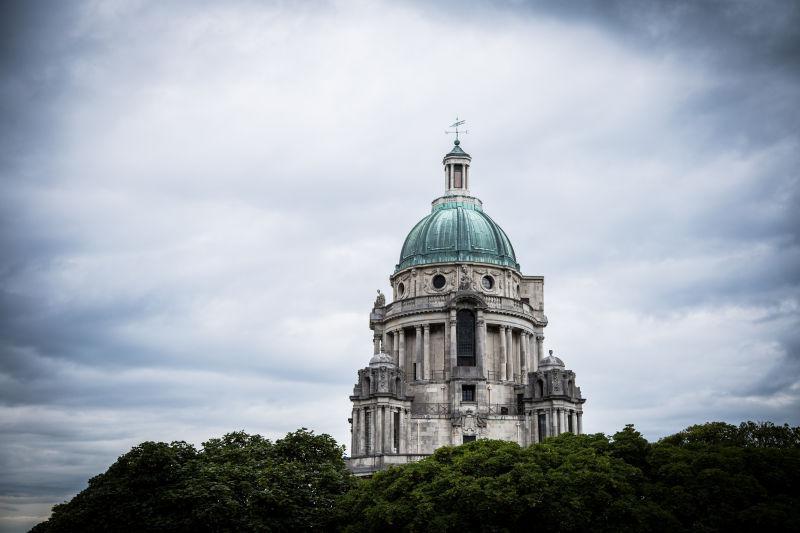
xmin=396 ymin=198 xmax=519 ymax=272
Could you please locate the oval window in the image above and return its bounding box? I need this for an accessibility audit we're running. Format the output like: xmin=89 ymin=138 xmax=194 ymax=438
xmin=481 ymin=275 xmax=494 ymax=290
xmin=432 ymin=274 xmax=446 ymax=289
xmin=398 ymin=282 xmax=405 ymax=297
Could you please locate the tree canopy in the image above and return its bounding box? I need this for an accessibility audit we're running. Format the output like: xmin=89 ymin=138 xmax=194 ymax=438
xmin=336 ymin=422 xmax=800 ymax=532
xmin=30 ymin=429 xmax=353 ymax=533
xmin=31 ymin=421 xmax=800 ymax=532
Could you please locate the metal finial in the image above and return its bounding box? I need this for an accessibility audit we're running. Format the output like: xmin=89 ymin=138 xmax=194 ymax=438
xmin=445 ymin=117 xmax=468 ymax=142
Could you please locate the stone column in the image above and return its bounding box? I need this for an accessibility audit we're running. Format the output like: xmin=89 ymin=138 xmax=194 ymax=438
xmin=373 ymin=335 xmax=381 ymax=355
xmin=499 ymin=326 xmax=507 ymax=381
xmin=351 ymin=408 xmax=357 ymax=455
xmin=393 ymin=332 xmax=400 ymax=366
xmin=384 ymin=407 xmax=390 ymax=454
xmin=533 ymin=410 xmax=540 ymax=443
xmin=571 ymin=410 xmax=578 ymax=434
xmin=375 ymin=406 xmax=382 ymax=454
xmin=535 ymin=334 xmax=544 ymax=368
xmin=359 ymin=408 xmax=365 ymax=455
xmin=506 ymin=327 xmax=514 ymax=381
xmin=382 ymin=331 xmax=389 ymax=354
xmin=384 ymin=406 xmax=391 ymax=453
xmin=449 ymin=310 xmax=457 ymax=373
xmin=476 ymin=310 xmax=486 ymax=378
xmin=398 ymin=329 xmax=406 ymax=375
xmin=390 ymin=407 xmax=396 ymax=453
xmin=577 ymin=412 xmax=583 ymax=435
xmin=400 ymin=409 xmax=411 ymax=453
xmin=520 ymin=332 xmax=529 ymax=383
xmin=414 ymin=325 xmax=423 ymax=380
xmin=423 ymin=324 xmax=431 ymax=380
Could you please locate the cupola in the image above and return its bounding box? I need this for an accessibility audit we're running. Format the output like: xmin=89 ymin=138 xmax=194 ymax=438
xmin=443 ymin=139 xmax=472 ymax=194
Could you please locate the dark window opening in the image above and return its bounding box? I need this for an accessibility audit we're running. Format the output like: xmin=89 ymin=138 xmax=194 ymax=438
xmin=456 ymin=309 xmax=476 ymax=366
xmin=537 ymin=413 xmax=546 ymax=442
xmin=463 ymin=434 xmax=476 ymax=444
xmin=432 ymin=274 xmax=446 ymax=289
xmin=453 ymin=164 xmax=463 ymax=188
xmin=500 ymin=406 xmax=509 ymax=415
xmin=516 ymin=394 xmax=524 ymax=414
xmin=462 ymin=384 xmax=476 ymax=402
xmin=413 ymin=362 xmax=417 ymax=380
xmin=394 ymin=411 xmax=400 ymax=450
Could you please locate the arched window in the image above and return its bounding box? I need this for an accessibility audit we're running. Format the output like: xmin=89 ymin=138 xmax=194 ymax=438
xmin=536 ymin=379 xmax=544 ymax=397
xmin=456 ymin=309 xmax=476 ymax=366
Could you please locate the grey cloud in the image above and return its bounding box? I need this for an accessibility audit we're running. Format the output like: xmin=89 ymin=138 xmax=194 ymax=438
xmin=1 ymin=1 xmax=799 ymax=532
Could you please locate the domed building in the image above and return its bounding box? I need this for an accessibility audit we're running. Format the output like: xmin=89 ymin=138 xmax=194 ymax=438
xmin=347 ymin=139 xmax=586 ymax=475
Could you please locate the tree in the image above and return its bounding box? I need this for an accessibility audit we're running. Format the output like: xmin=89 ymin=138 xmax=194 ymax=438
xmin=337 ymin=433 xmax=669 ymax=532
xmin=337 ymin=422 xmax=800 ymax=532
xmin=32 ymin=429 xmax=353 ymax=533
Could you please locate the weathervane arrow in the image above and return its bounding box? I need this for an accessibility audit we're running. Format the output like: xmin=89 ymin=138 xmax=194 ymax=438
xmin=445 ymin=117 xmax=468 ymax=141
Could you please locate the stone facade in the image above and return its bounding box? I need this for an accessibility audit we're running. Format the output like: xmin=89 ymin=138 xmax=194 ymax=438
xmin=347 ymin=140 xmax=586 ymax=476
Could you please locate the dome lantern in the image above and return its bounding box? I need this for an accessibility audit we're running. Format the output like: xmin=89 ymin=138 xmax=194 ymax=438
xmin=443 ymin=139 xmax=472 ymax=194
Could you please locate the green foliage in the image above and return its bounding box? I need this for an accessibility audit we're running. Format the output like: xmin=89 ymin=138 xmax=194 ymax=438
xmin=337 ymin=422 xmax=800 ymax=532
xmin=31 ymin=421 xmax=800 ymax=532
xmin=337 ymin=434 xmax=667 ymax=532
xmin=31 ymin=428 xmax=353 ymax=533
xmin=659 ymin=421 xmax=800 ymax=448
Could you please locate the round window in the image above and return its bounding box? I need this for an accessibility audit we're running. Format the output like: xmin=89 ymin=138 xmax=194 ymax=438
xmin=481 ymin=275 xmax=494 ymax=290
xmin=432 ymin=274 xmax=446 ymax=289
xmin=397 ymin=283 xmax=405 ymax=297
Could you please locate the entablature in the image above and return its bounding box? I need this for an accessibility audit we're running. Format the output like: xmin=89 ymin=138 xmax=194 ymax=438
xmin=370 ymin=293 xmax=547 ymax=327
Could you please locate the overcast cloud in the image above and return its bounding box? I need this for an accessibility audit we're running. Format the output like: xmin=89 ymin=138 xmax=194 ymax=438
xmin=1 ymin=0 xmax=799 ymax=531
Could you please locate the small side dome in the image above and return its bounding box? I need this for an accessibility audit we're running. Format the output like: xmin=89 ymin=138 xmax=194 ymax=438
xmin=369 ymin=352 xmax=395 ymax=367
xmin=539 ymin=350 xmax=565 ymax=370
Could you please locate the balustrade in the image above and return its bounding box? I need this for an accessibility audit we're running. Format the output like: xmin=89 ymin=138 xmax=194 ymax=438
xmin=384 ymin=294 xmax=536 ymax=318
xmin=411 ymin=403 xmax=451 ymax=415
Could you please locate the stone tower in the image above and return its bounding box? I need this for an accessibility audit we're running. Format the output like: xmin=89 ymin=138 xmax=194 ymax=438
xmin=347 ymin=139 xmax=586 ymax=475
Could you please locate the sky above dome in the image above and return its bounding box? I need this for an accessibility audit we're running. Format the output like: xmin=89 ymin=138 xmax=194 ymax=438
xmin=1 ymin=0 xmax=799 ymax=530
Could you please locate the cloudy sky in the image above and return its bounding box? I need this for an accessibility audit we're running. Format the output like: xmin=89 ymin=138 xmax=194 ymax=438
xmin=1 ymin=0 xmax=799 ymax=530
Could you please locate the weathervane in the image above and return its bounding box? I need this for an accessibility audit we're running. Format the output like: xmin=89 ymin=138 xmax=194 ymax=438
xmin=445 ymin=117 xmax=468 ymax=142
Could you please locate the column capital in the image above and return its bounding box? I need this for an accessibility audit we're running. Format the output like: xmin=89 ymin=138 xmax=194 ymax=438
xmin=536 ymin=334 xmax=545 ymax=341
xmin=423 ymin=323 xmax=431 ymax=331
xmin=415 ymin=324 xmax=422 ymax=332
